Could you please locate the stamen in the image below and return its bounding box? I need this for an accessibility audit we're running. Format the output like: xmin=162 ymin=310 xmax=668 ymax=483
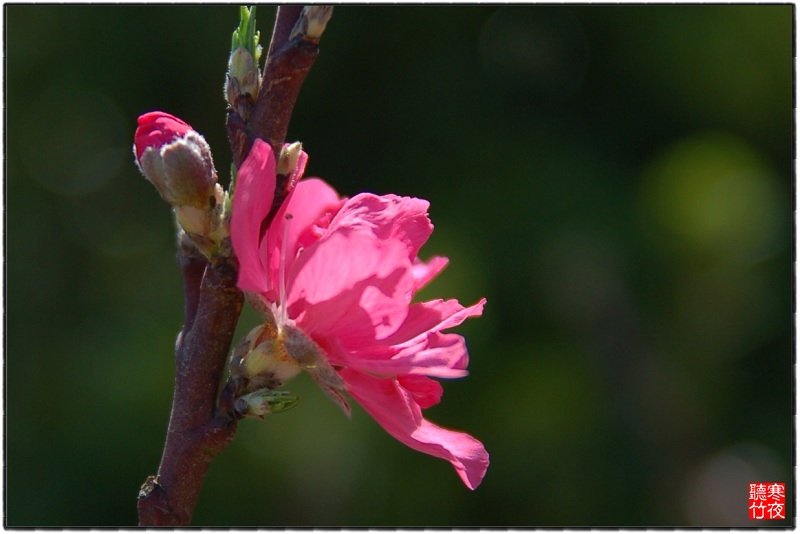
xmin=278 ymin=213 xmax=293 ymax=329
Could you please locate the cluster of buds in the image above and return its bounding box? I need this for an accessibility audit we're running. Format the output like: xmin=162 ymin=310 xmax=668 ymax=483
xmin=225 ymin=6 xmax=262 ymax=120
xmin=134 ymin=112 xmax=230 ymax=258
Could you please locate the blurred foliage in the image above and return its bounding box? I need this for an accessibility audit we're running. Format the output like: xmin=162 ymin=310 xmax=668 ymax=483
xmin=5 ymin=5 xmax=793 ymax=527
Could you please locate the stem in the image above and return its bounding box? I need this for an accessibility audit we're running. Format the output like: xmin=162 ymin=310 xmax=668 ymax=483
xmin=137 ymin=256 xmax=243 ymax=526
xmin=250 ymin=6 xmax=310 ymax=149
xmin=266 ymin=5 xmax=305 ymax=64
xmin=178 ymin=236 xmax=206 ymax=332
xmin=139 ymin=6 xmax=332 ymax=526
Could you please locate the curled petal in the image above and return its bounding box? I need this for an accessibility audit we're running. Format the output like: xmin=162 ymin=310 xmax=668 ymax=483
xmin=412 ymin=256 xmax=449 ymax=292
xmin=398 ymin=375 xmax=443 ymax=409
xmin=381 ymin=298 xmax=486 ymax=346
xmin=231 ymin=139 xmax=276 ymax=295
xmin=283 ymin=178 xmax=343 ymax=252
xmin=341 ymin=368 xmax=489 ymax=490
xmin=339 ymin=332 xmax=469 ymax=379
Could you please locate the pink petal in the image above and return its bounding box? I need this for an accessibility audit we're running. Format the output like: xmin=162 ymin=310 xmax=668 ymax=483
xmin=287 ymin=231 xmax=415 ymax=345
xmin=230 ymin=139 xmax=276 ymax=295
xmin=134 ymin=111 xmax=193 ymax=160
xmin=259 ymin=178 xmax=344 ymax=302
xmin=327 ymin=194 xmax=434 ymax=260
xmin=285 ymin=178 xmax=344 ymax=250
xmin=341 ymin=368 xmax=489 ymax=490
xmin=381 ymin=298 xmax=486 ymax=347
xmin=338 ymin=332 xmax=469 ymax=379
xmin=412 ymin=256 xmax=449 ymax=292
xmin=398 ymin=375 xmax=443 ymax=409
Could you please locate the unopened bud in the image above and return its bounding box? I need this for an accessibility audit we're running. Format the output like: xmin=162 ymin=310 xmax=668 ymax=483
xmin=291 ymin=6 xmax=333 ymax=41
xmin=226 ymin=6 xmax=262 ymax=115
xmin=234 ymin=389 xmax=299 ymax=419
xmin=226 ymin=47 xmax=260 ymax=106
xmin=134 ymin=112 xmax=192 ymax=160
xmin=276 ymin=142 xmax=303 ymax=176
xmin=134 ymin=112 xmax=232 ymax=258
xmin=134 ymin=112 xmax=217 ymax=208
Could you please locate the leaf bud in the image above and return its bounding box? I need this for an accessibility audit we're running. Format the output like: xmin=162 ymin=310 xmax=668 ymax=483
xmin=226 ymin=6 xmax=262 ymax=114
xmin=234 ymin=389 xmax=299 ymax=419
xmin=291 ymin=6 xmax=333 ymax=41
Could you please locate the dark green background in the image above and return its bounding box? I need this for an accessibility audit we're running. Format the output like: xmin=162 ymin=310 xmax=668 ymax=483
xmin=6 ymin=5 xmax=793 ymax=527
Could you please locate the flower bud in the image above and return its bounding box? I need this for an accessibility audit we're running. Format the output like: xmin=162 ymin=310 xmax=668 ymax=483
xmin=134 ymin=112 xmax=218 ymax=208
xmin=134 ymin=112 xmax=232 ymax=258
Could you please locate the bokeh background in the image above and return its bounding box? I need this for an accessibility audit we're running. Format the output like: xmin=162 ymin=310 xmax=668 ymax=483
xmin=6 ymin=5 xmax=793 ymax=527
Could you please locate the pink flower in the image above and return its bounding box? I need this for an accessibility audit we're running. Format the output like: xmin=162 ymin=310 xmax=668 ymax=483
xmin=230 ymin=139 xmax=489 ymax=490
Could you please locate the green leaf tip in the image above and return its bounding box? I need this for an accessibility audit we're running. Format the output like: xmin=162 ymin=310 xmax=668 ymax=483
xmin=231 ymin=6 xmax=262 ymax=64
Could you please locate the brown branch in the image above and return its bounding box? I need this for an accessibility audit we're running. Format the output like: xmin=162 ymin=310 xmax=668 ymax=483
xmin=178 ymin=237 xmax=206 ymax=332
xmin=139 ymin=6 xmax=333 ymax=526
xmin=266 ymin=5 xmax=305 ymax=60
xmin=138 ymin=255 xmax=243 ymax=526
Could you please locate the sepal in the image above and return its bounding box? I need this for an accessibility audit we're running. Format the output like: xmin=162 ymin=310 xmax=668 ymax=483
xmin=229 ymin=322 xmax=302 ymax=391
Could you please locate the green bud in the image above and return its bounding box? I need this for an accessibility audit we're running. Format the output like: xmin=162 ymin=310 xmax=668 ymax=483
xmin=226 ymin=6 xmax=262 ymax=112
xmin=231 ymin=6 xmax=261 ymax=63
xmin=235 ymin=389 xmax=300 ymax=419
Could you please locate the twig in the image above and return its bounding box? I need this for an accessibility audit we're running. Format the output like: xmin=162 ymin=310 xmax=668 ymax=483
xmin=137 ymin=254 xmax=243 ymax=526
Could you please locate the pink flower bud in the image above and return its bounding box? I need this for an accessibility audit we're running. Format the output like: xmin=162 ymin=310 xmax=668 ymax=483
xmin=133 ymin=112 xmax=217 ymax=208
